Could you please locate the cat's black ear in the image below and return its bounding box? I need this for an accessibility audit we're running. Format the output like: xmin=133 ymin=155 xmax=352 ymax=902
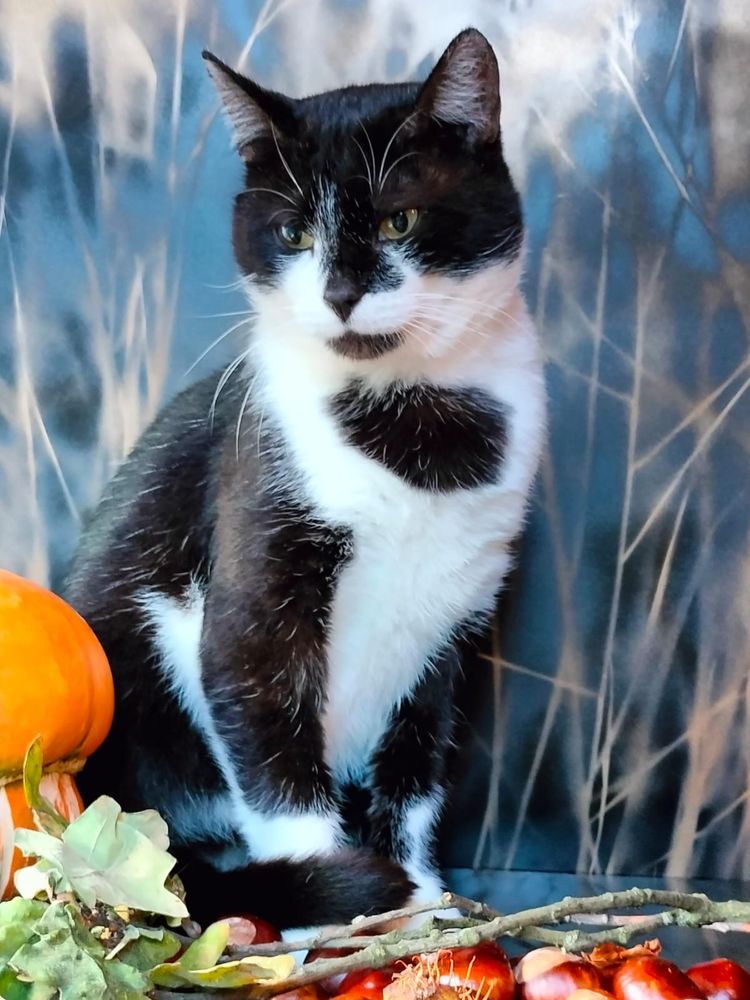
xmin=203 ymin=51 xmax=292 ymax=159
xmin=416 ymin=28 xmax=500 ymax=144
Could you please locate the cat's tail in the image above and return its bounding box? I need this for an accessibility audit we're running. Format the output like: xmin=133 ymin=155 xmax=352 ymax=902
xmin=177 ymin=849 xmax=415 ymax=930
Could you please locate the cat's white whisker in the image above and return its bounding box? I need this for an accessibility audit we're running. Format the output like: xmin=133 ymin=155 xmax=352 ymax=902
xmin=235 ymin=373 xmax=257 ymax=460
xmin=377 ymin=112 xmax=417 ymax=192
xmin=270 ymin=123 xmax=304 ymax=198
xmin=193 ymin=310 xmax=254 ymax=319
xmin=379 ymin=149 xmax=418 ymax=192
xmin=414 ymin=310 xmax=495 ymax=339
xmin=358 ymin=120 xmax=378 ymax=186
xmin=185 ymin=316 xmax=254 ymax=376
xmin=243 ymin=186 xmax=299 ymax=206
xmin=209 ymin=349 xmax=251 ymax=424
xmin=204 ymin=277 xmax=246 ymax=291
xmin=268 ymin=207 xmax=295 ymax=225
xmin=351 ymin=135 xmax=374 ymax=195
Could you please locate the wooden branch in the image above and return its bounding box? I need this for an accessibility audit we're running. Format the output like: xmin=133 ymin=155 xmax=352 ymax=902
xmin=565 ymin=912 xmax=750 ymax=934
xmin=149 ymin=887 xmax=750 ymax=1000
xmin=278 ymin=890 xmax=750 ymax=995
xmin=227 ymin=894 xmax=481 ymax=958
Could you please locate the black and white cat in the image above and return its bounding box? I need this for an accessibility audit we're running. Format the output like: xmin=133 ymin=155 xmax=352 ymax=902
xmin=65 ymin=28 xmax=545 ymax=931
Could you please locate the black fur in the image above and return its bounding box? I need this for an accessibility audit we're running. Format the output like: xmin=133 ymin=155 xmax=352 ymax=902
xmin=177 ymin=852 xmax=415 ymax=928
xmin=368 ymin=646 xmax=462 ymax=865
xmin=205 ymin=34 xmax=521 ymax=308
xmin=66 ymin=28 xmax=522 ymax=928
xmin=330 ymin=380 xmax=508 ymax=491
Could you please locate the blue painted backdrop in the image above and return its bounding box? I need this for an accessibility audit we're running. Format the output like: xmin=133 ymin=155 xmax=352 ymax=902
xmin=1 ymin=0 xmax=749 ymax=880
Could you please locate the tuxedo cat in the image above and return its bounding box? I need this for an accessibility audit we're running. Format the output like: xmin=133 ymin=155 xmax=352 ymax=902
xmin=64 ymin=28 xmax=545 ymax=931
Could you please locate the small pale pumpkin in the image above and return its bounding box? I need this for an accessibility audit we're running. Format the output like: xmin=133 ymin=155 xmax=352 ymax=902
xmin=0 ymin=569 xmax=114 ymax=898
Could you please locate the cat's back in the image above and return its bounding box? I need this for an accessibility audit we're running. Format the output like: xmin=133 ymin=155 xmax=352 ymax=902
xmin=64 ymin=370 xmax=247 ymax=617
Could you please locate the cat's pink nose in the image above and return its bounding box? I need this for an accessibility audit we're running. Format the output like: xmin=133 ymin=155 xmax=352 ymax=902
xmin=324 ymin=278 xmax=362 ymax=322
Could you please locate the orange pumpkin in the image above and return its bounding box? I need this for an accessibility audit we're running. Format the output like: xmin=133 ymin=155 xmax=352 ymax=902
xmin=0 ymin=569 xmax=114 ymax=898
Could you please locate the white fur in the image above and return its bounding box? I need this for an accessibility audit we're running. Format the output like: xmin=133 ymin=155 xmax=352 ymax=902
xmin=403 ymin=795 xmax=445 ymax=899
xmin=139 ymin=584 xmax=343 ymax=859
xmin=139 ymin=222 xmax=544 ymax=875
xmin=249 ymin=259 xmax=545 ymax=781
xmin=138 ymin=582 xmax=206 ymax=728
xmin=399 ymin=795 xmax=464 ymax=926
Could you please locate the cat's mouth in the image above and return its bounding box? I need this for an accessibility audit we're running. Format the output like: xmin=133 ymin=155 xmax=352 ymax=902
xmin=328 ymin=330 xmax=404 ymax=361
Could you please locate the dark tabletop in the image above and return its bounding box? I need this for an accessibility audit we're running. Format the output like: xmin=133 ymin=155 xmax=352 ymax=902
xmin=445 ymin=869 xmax=750 ymax=966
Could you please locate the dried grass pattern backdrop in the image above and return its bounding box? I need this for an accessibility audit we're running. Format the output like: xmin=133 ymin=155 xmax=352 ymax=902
xmin=0 ymin=0 xmax=748 ymax=880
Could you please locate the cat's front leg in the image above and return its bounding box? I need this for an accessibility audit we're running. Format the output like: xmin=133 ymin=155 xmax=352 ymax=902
xmin=197 ymin=589 xmax=344 ymax=861
xmin=367 ymin=647 xmax=462 ymax=924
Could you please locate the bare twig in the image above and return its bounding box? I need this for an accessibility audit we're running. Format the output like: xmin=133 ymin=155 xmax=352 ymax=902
xmin=565 ymin=912 xmax=750 ymax=934
xmin=227 ymin=894 xmax=478 ymax=958
xmin=150 ymin=888 xmax=750 ymax=999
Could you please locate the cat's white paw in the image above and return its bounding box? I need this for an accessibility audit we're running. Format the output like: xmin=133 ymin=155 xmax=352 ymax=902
xmin=392 ymin=872 xmax=462 ymax=930
xmin=397 ymin=903 xmax=463 ymax=930
xmin=280 ymin=925 xmax=324 ymax=964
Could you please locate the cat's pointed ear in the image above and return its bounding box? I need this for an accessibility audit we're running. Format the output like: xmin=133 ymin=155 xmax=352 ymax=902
xmin=203 ymin=51 xmax=291 ymax=159
xmin=416 ymin=28 xmax=500 ymax=144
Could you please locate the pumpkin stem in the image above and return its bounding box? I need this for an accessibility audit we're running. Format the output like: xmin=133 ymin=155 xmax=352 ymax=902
xmin=0 ymin=756 xmax=86 ymax=789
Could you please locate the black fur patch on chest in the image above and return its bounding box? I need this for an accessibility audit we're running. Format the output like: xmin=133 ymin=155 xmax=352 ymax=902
xmin=329 ymin=379 xmax=508 ymax=492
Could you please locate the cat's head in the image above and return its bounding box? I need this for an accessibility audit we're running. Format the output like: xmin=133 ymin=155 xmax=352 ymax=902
xmin=205 ymin=29 xmax=522 ymax=365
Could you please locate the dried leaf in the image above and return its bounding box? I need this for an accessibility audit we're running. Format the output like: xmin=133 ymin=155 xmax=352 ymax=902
xmin=13 ymin=831 xmax=69 ymax=902
xmin=149 ymin=922 xmax=295 ymax=990
xmin=21 ymin=738 xmax=68 ymax=838
xmin=174 ymin=954 xmax=296 ymax=988
xmin=14 ymin=798 xmax=187 ymax=919
xmin=151 ymin=952 xmax=296 ymax=989
xmin=585 ymin=940 xmax=661 ymax=971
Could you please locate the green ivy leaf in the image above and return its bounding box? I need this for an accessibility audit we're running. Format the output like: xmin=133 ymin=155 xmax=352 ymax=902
xmin=15 ymin=798 xmax=187 ymax=919
xmin=7 ymin=903 xmax=150 ymax=1000
xmin=9 ymin=902 xmax=108 ymax=1000
xmin=96 ymin=958 xmax=150 ymax=1000
xmin=21 ymin=739 xmax=68 ymax=838
xmin=0 ymin=965 xmax=33 ymax=1000
xmin=0 ymin=899 xmax=48 ymax=964
xmin=106 ymin=924 xmax=181 ymax=969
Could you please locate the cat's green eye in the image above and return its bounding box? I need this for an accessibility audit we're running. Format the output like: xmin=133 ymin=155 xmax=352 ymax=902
xmin=379 ymin=208 xmax=419 ymax=241
xmin=279 ymin=222 xmax=314 ymax=250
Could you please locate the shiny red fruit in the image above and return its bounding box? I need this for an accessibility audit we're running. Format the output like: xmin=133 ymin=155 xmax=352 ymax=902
xmin=334 ymin=968 xmax=399 ymax=1000
xmin=306 ymin=949 xmax=386 ymax=996
xmin=687 ymin=960 xmax=750 ymax=1000
xmin=520 ymin=959 xmax=605 ymax=1000
xmin=276 ymin=987 xmax=329 ymax=1000
xmin=223 ymin=914 xmax=282 ymax=946
xmin=334 ymin=943 xmax=514 ymax=1000
xmin=614 ymin=958 xmax=706 ymax=1000
xmin=568 ymin=990 xmax=617 ymax=1000
xmin=423 ymin=942 xmax=515 ymax=1000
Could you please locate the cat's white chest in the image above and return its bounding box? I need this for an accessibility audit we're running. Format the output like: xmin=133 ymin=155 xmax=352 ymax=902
xmin=253 ymin=295 xmax=545 ymax=780
xmin=321 ymin=481 xmax=517 ymax=778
